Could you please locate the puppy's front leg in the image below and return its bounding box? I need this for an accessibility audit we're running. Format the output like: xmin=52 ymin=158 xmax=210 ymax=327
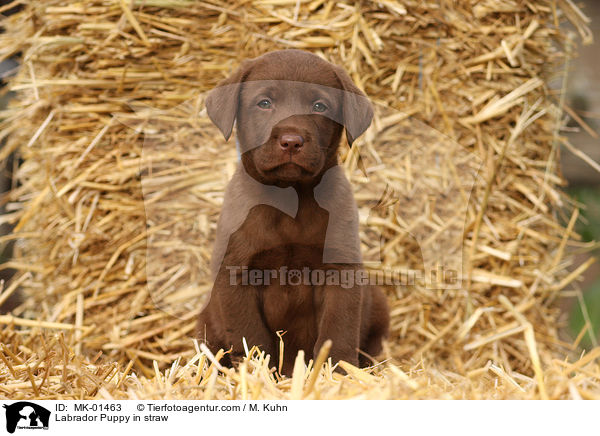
xmin=314 ymin=277 xmax=362 ymax=368
xmin=212 ymin=268 xmax=276 ymax=362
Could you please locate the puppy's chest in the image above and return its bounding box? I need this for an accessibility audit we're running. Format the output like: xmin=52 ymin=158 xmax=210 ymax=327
xmin=246 ymin=202 xmax=329 ymax=250
xmin=244 ymin=204 xmax=328 ymax=330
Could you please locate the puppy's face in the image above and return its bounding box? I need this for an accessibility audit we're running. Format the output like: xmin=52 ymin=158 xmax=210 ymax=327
xmin=237 ymin=79 xmax=343 ymax=185
xmin=206 ymin=50 xmax=373 ymax=186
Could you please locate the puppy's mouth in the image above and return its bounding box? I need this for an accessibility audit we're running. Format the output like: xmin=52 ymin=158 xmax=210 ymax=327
xmin=261 ymin=161 xmax=313 ymax=181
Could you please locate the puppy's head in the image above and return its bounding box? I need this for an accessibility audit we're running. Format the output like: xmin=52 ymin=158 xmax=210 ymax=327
xmin=206 ymin=50 xmax=373 ymax=186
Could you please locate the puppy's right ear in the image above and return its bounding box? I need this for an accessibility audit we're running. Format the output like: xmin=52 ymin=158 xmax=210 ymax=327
xmin=332 ymin=65 xmax=374 ymax=146
xmin=205 ymin=60 xmax=253 ymax=141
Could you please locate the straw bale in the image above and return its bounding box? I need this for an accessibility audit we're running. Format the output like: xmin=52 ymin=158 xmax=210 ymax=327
xmin=0 ymin=0 xmax=599 ymax=399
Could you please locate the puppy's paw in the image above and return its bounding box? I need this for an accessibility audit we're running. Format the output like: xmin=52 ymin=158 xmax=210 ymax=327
xmin=330 ymin=352 xmax=360 ymax=374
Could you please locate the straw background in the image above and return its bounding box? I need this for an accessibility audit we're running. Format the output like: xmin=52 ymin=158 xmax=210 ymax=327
xmin=0 ymin=0 xmax=599 ymax=399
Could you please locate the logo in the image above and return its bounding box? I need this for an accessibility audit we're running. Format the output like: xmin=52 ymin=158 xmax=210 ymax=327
xmin=2 ymin=402 xmax=50 ymax=434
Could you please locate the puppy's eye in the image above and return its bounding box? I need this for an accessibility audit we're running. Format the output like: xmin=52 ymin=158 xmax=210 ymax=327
xmin=312 ymin=102 xmax=327 ymax=113
xmin=257 ymin=99 xmax=272 ymax=109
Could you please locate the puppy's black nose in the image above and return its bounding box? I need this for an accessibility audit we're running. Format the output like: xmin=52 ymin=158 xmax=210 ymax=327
xmin=279 ymin=134 xmax=304 ymax=152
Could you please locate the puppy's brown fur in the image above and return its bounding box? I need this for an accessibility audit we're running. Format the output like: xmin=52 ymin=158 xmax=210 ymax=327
xmin=197 ymin=50 xmax=389 ymax=375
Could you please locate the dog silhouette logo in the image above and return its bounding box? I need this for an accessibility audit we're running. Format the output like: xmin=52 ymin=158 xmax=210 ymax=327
xmin=2 ymin=402 xmax=50 ymax=433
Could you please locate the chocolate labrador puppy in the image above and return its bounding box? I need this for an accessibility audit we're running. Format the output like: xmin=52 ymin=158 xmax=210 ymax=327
xmin=197 ymin=49 xmax=389 ymax=375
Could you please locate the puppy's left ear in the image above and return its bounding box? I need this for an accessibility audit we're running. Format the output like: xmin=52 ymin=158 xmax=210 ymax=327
xmin=333 ymin=65 xmax=374 ymax=146
xmin=205 ymin=60 xmax=253 ymax=141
